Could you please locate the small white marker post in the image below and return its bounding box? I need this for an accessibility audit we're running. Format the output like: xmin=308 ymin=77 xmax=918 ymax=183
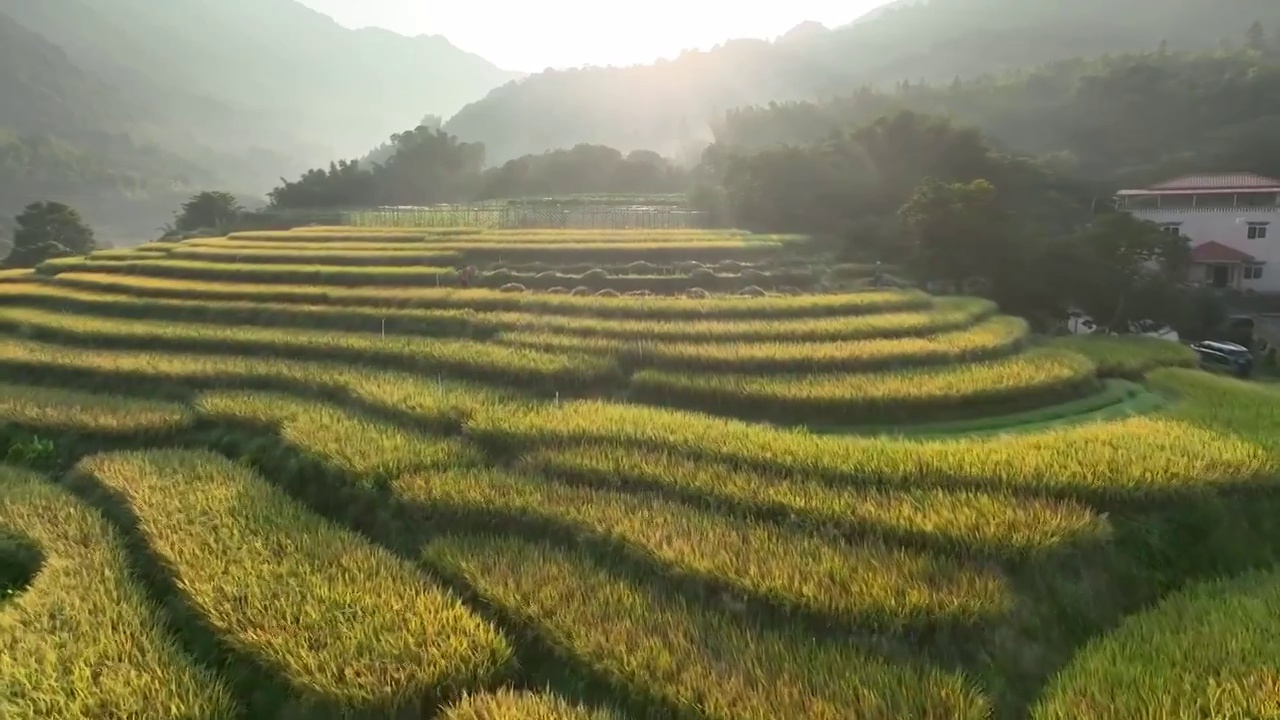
xmin=381 ymin=318 xmax=385 ymax=339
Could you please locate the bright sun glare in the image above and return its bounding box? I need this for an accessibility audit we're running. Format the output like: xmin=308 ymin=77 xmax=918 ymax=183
xmin=297 ymin=0 xmax=890 ymax=71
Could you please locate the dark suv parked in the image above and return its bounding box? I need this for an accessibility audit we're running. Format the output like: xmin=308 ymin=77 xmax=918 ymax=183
xmin=1191 ymin=340 xmax=1254 ymax=378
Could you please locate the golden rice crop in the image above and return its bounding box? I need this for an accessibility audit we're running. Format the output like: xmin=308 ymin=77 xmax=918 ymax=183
xmin=398 ymin=468 xmax=1008 ymax=624
xmin=72 ymin=450 xmax=513 ymax=713
xmin=500 ymin=315 xmax=1029 ymax=372
xmin=196 ymin=391 xmax=483 ymax=481
xmin=1047 ymin=335 xmax=1198 ymax=377
xmin=0 ymin=282 xmax=976 ymax=343
xmin=0 ymin=268 xmax=35 ymax=282
xmin=0 ymin=381 xmax=190 ymax=435
xmin=0 ymin=306 xmax=617 ymax=390
xmin=520 ymin=446 xmax=1108 ymax=555
xmin=466 ymin=368 xmax=1276 ymax=499
xmin=629 ymin=348 xmax=1098 ymax=424
xmin=228 ymin=230 xmax=466 ymax=242
xmin=87 ymin=249 xmax=170 ymax=261
xmin=0 ymin=336 xmax=508 ymax=430
xmin=167 ymin=245 xmax=462 ymax=266
xmin=50 ymin=271 xmax=933 ymax=318
xmin=423 ymin=534 xmax=991 ymax=720
xmin=0 ymin=466 xmax=237 ymax=719
xmin=186 ymin=237 xmax=475 ymax=252
xmin=1032 ymin=568 xmax=1280 ymax=720
xmin=442 ymin=690 xmax=621 ymax=720
xmin=38 ymin=257 xmax=459 ymax=286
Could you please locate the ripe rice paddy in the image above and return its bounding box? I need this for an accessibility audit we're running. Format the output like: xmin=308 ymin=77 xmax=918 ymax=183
xmin=0 ymin=226 xmax=1274 ymax=719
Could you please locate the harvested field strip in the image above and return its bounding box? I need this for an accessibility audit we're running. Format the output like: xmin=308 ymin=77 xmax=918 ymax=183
xmin=1032 ymin=567 xmax=1280 ymax=720
xmin=0 ymin=466 xmax=237 ymax=719
xmin=37 ymin=257 xmax=459 ymax=286
xmin=50 ymin=272 xmax=933 ymax=318
xmin=398 ymin=468 xmax=1010 ymax=625
xmin=167 ymin=246 xmax=465 ymax=266
xmin=442 ymin=690 xmax=622 ymax=720
xmin=498 ymin=315 xmax=1029 ymax=372
xmin=0 ymin=307 xmax=618 ymax=391
xmin=424 ymin=534 xmax=991 ymax=720
xmin=0 ymin=283 xmax=982 ymax=343
xmin=1045 ymin=335 xmax=1198 ymax=377
xmin=519 ymin=447 xmax=1107 ymax=555
xmin=196 ymin=391 xmax=483 ymax=480
xmin=465 ymin=369 xmax=1275 ymax=499
xmin=829 ymin=379 xmax=1162 ymax=438
xmin=629 ymin=348 xmax=1097 ymax=425
xmin=186 ymin=238 xmax=476 ymax=252
xmin=0 ymin=337 xmax=510 ymax=430
xmin=0 ymin=381 xmax=191 ymax=436
xmin=72 ymin=450 xmax=513 ymax=714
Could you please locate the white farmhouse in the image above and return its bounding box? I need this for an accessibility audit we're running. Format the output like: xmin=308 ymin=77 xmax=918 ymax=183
xmin=1116 ymin=173 xmax=1280 ymax=292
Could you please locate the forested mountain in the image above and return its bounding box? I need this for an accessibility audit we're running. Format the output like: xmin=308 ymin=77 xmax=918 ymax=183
xmin=714 ymin=35 xmax=1280 ymax=187
xmin=0 ymin=0 xmax=518 ymax=239
xmin=443 ymin=0 xmax=1280 ymax=162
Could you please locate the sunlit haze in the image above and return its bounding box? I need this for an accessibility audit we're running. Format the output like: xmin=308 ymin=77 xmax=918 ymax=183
xmin=296 ymin=0 xmax=893 ymax=71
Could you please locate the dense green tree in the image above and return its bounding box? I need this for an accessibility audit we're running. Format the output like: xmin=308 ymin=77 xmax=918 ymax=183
xmin=899 ymin=178 xmax=1012 ymax=287
xmin=1040 ymin=212 xmax=1192 ymax=333
xmin=174 ymin=191 xmax=243 ymax=232
xmin=4 ymin=201 xmax=96 ymax=268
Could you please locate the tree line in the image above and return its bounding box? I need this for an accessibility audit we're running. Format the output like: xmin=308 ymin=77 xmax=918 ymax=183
xmin=266 ymin=126 xmax=689 ymax=210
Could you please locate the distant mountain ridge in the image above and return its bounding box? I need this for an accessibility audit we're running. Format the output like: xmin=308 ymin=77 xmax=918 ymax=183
xmin=442 ymin=0 xmax=1280 ymax=163
xmin=0 ymin=0 xmax=519 ymax=239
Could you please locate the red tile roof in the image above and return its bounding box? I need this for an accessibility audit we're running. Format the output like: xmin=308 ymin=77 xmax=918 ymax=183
xmin=1191 ymin=241 xmax=1257 ymax=264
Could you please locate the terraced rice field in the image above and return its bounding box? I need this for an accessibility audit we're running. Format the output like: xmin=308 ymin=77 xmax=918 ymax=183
xmin=1 ymin=226 xmax=1277 ymax=719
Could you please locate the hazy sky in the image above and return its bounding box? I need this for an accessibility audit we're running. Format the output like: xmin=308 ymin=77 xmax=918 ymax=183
xmin=296 ymin=0 xmax=893 ymax=71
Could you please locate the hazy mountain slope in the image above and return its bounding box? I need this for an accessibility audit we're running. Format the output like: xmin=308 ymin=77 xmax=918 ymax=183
xmin=443 ymin=0 xmax=1280 ymax=163
xmin=0 ymin=0 xmax=518 ymax=240
xmin=0 ymin=0 xmax=520 ymax=162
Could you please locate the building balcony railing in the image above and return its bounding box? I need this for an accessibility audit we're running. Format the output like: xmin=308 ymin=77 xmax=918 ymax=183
xmin=1124 ymin=205 xmax=1280 ymax=213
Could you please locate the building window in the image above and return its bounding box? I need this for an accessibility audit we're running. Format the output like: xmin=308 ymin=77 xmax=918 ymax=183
xmin=1161 ymin=225 xmax=1181 ymax=236
xmin=1245 ymin=265 xmax=1265 ymax=280
xmin=1248 ymin=224 xmax=1269 ymax=240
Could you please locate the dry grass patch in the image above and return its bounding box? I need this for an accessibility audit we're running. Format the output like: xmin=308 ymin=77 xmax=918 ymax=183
xmin=0 ymin=465 xmax=237 ymax=719
xmin=74 ymin=450 xmax=513 ymax=714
